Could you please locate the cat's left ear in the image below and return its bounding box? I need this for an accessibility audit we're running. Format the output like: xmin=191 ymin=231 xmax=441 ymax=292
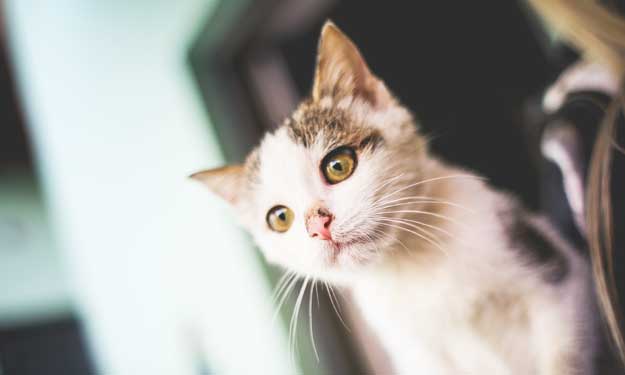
xmin=312 ymin=21 xmax=393 ymax=108
xmin=190 ymin=165 xmax=245 ymax=205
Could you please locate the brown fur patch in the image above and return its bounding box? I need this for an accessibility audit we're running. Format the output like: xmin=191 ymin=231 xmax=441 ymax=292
xmin=470 ymin=291 xmax=530 ymax=362
xmin=285 ymin=101 xmax=383 ymax=152
xmin=244 ymin=148 xmax=261 ymax=184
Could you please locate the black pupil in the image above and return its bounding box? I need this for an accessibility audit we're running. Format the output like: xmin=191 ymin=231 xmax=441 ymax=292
xmin=331 ymin=160 xmax=343 ymax=172
xmin=277 ymin=211 xmax=286 ymax=221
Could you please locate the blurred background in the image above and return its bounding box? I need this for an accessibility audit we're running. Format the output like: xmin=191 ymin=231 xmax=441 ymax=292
xmin=0 ymin=0 xmax=595 ymax=374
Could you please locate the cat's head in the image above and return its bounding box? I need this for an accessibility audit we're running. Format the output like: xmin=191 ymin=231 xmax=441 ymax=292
xmin=192 ymin=22 xmax=429 ymax=282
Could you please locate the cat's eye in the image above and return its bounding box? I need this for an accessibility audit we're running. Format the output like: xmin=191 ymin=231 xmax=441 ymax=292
xmin=266 ymin=205 xmax=294 ymax=232
xmin=321 ymin=146 xmax=357 ymax=184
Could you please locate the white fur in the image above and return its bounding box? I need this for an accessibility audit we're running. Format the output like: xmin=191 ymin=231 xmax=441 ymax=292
xmin=349 ymin=169 xmax=594 ymax=374
xmin=234 ymin=99 xmax=595 ymax=374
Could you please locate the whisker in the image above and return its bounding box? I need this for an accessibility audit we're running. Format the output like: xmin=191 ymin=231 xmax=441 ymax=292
xmin=376 ymin=221 xmax=449 ymax=257
xmin=370 ymin=172 xmax=407 ymax=196
xmin=325 ymin=281 xmax=350 ymax=332
xmin=364 ymin=222 xmax=410 ymax=254
xmin=377 ymin=209 xmax=468 ymax=228
xmin=369 ymin=224 xmax=419 ymax=259
xmin=273 ymin=273 xmax=300 ymax=322
xmin=377 ymin=217 xmax=442 ymax=242
xmin=290 ymin=277 xmax=309 ymax=365
xmin=314 ymin=280 xmax=320 ymax=307
xmin=373 ymin=196 xmax=476 ymax=213
xmin=376 ymin=217 xmax=445 ymax=251
xmin=339 ymin=175 xmax=407 ymax=228
xmin=272 ymin=271 xmax=295 ymax=305
xmin=380 ymin=216 xmax=457 ymax=239
xmin=374 ymin=174 xmax=483 ymax=206
xmin=380 ymin=218 xmax=442 ymax=250
xmin=336 ymin=174 xmax=409 ymax=227
xmin=308 ymin=280 xmax=320 ymax=362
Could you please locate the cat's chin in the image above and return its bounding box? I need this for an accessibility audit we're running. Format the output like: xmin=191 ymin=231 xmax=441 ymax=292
xmin=320 ymin=236 xmax=381 ymax=268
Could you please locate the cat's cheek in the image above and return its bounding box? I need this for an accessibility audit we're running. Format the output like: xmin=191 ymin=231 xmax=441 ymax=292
xmin=255 ymin=245 xmax=277 ymax=265
xmin=228 ymin=204 xmax=258 ymax=231
xmin=249 ymin=230 xmax=291 ymax=266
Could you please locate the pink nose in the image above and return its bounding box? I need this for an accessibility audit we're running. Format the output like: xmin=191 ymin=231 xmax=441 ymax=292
xmin=306 ymin=208 xmax=333 ymax=240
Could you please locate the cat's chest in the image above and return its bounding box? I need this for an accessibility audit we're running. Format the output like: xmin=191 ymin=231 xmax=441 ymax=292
xmin=349 ymin=267 xmax=533 ymax=374
xmin=351 ymin=268 xmax=472 ymax=337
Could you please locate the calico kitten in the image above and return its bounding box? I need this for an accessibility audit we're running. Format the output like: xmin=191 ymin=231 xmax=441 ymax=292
xmin=192 ymin=22 xmax=597 ymax=374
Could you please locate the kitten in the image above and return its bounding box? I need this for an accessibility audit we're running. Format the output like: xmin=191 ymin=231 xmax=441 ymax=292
xmin=192 ymin=22 xmax=597 ymax=374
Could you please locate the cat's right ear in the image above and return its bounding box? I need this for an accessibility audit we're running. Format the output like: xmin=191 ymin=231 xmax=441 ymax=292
xmin=190 ymin=165 xmax=245 ymax=205
xmin=312 ymin=21 xmax=393 ymax=108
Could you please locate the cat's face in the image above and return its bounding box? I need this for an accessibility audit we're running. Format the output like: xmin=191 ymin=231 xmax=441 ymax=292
xmin=193 ymin=22 xmax=427 ymax=282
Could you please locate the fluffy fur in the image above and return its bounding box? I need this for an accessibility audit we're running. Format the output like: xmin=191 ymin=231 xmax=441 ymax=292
xmin=192 ymin=22 xmax=597 ymax=374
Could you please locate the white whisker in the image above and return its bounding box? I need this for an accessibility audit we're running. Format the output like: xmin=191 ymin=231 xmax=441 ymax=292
xmin=290 ymin=277 xmax=309 ymax=365
xmin=378 ymin=209 xmax=468 ymax=228
xmin=273 ymin=273 xmax=300 ymax=323
xmin=376 ymin=221 xmax=449 ymax=256
xmin=374 ymin=174 xmax=483 ymax=206
xmin=376 ymin=217 xmax=443 ymax=245
xmin=325 ymin=281 xmax=350 ymax=332
xmin=371 ymin=172 xmax=407 ymax=196
xmin=380 ymin=216 xmax=456 ymax=239
xmin=272 ymin=271 xmax=295 ymax=304
xmin=308 ymin=280 xmax=320 ymax=362
xmin=373 ymin=196 xmax=476 ymax=213
xmin=377 ymin=217 xmax=445 ymax=253
xmin=369 ymin=225 xmax=418 ymax=259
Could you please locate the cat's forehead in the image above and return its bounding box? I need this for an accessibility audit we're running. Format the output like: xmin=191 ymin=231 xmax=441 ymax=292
xmin=246 ymin=98 xmax=416 ymax=200
xmin=258 ymin=126 xmax=320 ymax=183
xmin=256 ymin=102 xmax=383 ymax=180
xmin=283 ymin=100 xmax=383 ymax=152
xmin=251 ymin=103 xmax=380 ymax=205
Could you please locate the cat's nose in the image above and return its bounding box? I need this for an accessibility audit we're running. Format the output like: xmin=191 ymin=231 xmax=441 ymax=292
xmin=306 ymin=206 xmax=333 ymax=240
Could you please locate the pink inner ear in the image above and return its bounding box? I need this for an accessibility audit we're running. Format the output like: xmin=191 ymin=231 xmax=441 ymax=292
xmin=190 ymin=164 xmax=245 ymax=205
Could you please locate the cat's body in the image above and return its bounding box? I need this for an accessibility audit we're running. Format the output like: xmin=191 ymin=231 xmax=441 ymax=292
xmin=193 ymin=22 xmax=598 ymax=374
xmin=349 ymin=158 xmax=595 ymax=374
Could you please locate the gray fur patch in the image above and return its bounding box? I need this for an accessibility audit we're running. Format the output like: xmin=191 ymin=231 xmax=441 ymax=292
xmin=285 ymin=102 xmax=383 ymax=152
xmin=502 ymin=210 xmax=569 ymax=284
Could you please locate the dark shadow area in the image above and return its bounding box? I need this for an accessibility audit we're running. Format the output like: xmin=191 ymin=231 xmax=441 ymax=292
xmin=0 ymin=319 xmax=93 ymax=375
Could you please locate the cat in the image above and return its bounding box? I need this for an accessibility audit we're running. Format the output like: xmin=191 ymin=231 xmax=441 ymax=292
xmin=192 ymin=21 xmax=597 ymax=374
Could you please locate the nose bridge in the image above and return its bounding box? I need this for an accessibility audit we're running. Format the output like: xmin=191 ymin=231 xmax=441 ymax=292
xmin=295 ymin=157 xmax=322 ymax=213
xmin=305 ymin=201 xmax=331 ymax=221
